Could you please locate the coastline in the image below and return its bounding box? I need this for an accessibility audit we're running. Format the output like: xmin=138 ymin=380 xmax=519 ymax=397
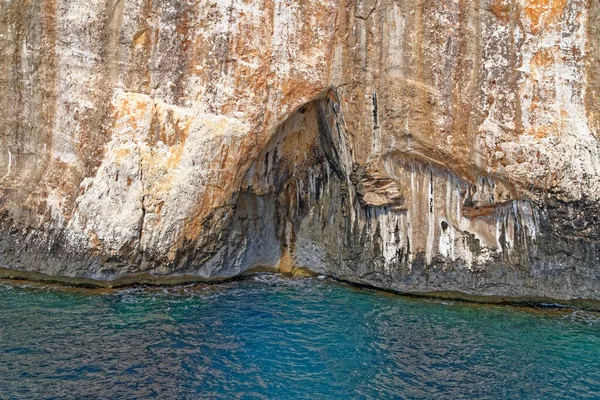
xmin=2 ymin=266 xmax=600 ymax=311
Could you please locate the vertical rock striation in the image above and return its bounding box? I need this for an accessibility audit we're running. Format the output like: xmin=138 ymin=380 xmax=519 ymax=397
xmin=0 ymin=0 xmax=599 ymax=300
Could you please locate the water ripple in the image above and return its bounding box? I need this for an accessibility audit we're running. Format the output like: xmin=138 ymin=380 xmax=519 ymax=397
xmin=0 ymin=275 xmax=599 ymax=399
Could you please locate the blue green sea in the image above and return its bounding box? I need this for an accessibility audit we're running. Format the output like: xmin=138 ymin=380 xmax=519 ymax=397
xmin=1 ymin=274 xmax=599 ymax=399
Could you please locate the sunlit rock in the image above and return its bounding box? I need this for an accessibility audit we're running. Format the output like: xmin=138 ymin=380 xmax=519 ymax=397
xmin=0 ymin=0 xmax=599 ymax=300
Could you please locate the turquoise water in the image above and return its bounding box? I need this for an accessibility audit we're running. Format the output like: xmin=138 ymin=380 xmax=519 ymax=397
xmin=1 ymin=275 xmax=599 ymax=399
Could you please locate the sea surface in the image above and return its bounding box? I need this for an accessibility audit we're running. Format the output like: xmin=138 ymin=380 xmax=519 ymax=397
xmin=0 ymin=274 xmax=599 ymax=399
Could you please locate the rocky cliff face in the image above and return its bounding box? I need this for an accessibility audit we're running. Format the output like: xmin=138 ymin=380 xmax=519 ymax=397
xmin=1 ymin=0 xmax=599 ymax=299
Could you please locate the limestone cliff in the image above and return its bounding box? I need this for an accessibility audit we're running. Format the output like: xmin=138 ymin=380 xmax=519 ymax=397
xmin=1 ymin=0 xmax=599 ymax=300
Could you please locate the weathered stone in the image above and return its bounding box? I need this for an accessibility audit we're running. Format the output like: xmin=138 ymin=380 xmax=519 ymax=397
xmin=0 ymin=0 xmax=599 ymax=301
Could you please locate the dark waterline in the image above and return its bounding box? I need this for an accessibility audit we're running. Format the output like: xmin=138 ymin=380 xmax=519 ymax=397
xmin=1 ymin=275 xmax=599 ymax=399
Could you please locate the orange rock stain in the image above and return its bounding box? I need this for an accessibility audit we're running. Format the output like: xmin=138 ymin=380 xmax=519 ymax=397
xmin=522 ymin=0 xmax=568 ymax=35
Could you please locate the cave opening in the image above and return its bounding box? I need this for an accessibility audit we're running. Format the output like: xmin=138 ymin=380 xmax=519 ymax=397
xmin=223 ymin=91 xmax=358 ymax=277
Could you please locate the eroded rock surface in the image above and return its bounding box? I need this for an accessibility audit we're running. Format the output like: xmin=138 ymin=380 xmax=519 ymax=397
xmin=1 ymin=0 xmax=599 ymax=300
